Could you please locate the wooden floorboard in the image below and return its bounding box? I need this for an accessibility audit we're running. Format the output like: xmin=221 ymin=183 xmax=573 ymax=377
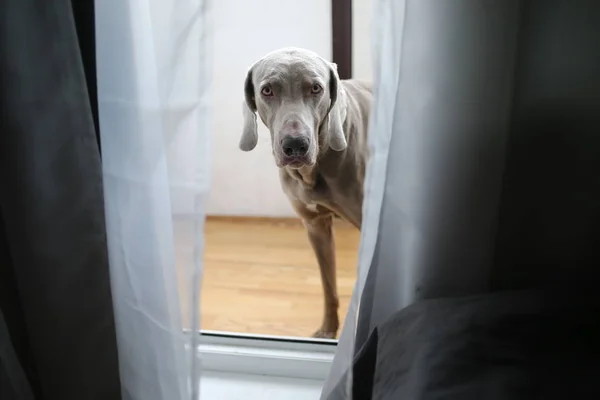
xmin=197 ymin=216 xmax=359 ymax=337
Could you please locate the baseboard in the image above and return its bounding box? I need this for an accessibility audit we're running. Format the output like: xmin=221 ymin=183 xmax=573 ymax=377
xmin=205 ymin=215 xmax=354 ymax=229
xmin=206 ymin=215 xmax=303 ymax=226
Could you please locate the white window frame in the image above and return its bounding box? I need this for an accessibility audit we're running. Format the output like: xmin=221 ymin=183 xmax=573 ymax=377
xmin=192 ymin=331 xmax=336 ymax=381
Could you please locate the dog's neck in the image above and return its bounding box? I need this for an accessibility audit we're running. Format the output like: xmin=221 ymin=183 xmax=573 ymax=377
xmin=285 ymin=87 xmax=350 ymax=188
xmin=289 ymin=164 xmax=319 ymax=187
xmin=285 ymin=138 xmax=345 ymax=188
xmin=286 ymin=132 xmax=338 ymax=187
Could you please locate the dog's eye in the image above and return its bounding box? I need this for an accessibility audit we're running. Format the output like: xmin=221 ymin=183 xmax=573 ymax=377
xmin=261 ymin=86 xmax=273 ymax=96
xmin=311 ymin=84 xmax=323 ymax=94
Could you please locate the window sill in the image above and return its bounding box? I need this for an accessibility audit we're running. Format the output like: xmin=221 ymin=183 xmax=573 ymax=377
xmin=195 ymin=331 xmax=336 ymax=381
xmin=200 ymin=370 xmax=324 ymax=400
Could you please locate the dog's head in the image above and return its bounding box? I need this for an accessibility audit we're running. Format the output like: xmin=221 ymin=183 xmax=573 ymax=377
xmin=239 ymin=47 xmax=347 ymax=169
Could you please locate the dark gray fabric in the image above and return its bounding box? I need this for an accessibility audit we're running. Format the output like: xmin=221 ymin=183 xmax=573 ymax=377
xmin=0 ymin=310 xmax=35 ymax=400
xmin=358 ymin=0 xmax=600 ymax=340
xmin=364 ymin=288 xmax=600 ymax=400
xmin=356 ymin=0 xmax=600 ymax=357
xmin=491 ymin=0 xmax=600 ymax=289
xmin=356 ymin=0 xmax=522 ymax=346
xmin=0 ymin=1 xmax=122 ymax=399
xmin=0 ymin=214 xmax=43 ymax=399
xmin=330 ymin=0 xmax=600 ymax=398
xmin=70 ymin=0 xmax=101 ymax=149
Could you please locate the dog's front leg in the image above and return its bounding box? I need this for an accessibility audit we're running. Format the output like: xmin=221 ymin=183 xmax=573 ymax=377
xmin=304 ymin=214 xmax=339 ymax=339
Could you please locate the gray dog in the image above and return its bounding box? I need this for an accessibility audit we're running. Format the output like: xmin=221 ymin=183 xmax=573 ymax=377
xmin=239 ymin=47 xmax=372 ymax=338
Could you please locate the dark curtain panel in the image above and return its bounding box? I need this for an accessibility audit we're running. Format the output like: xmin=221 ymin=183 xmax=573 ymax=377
xmin=327 ymin=0 xmax=600 ymax=399
xmin=70 ymin=0 xmax=101 ymax=153
xmin=0 ymin=1 xmax=122 ymax=399
xmin=351 ymin=288 xmax=600 ymax=400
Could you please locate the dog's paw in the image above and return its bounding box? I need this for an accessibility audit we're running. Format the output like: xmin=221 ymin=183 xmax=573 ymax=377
xmin=312 ymin=328 xmax=337 ymax=339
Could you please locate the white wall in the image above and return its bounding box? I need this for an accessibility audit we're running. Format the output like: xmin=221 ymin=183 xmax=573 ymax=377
xmin=203 ymin=0 xmax=373 ymax=217
xmin=205 ymin=0 xmax=331 ymax=217
xmin=352 ymin=0 xmax=374 ymax=81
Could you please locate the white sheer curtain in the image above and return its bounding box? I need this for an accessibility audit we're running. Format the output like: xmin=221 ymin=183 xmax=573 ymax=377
xmin=95 ymin=1 xmax=211 ymax=399
xmin=321 ymin=0 xmax=400 ymax=397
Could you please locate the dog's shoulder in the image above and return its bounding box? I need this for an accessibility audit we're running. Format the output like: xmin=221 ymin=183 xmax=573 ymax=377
xmin=340 ymin=79 xmax=373 ymax=117
xmin=339 ymin=79 xmax=372 ymax=141
xmin=341 ymin=79 xmax=373 ymax=97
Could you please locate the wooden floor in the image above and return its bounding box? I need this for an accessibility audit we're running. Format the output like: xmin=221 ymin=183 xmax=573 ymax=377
xmin=199 ymin=216 xmax=360 ymax=338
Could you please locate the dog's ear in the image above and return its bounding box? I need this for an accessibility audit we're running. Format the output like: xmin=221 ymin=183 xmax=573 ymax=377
xmin=239 ymin=68 xmax=258 ymax=152
xmin=324 ymin=63 xmax=348 ymax=151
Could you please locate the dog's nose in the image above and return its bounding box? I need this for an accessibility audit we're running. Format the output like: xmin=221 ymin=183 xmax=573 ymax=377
xmin=282 ymin=136 xmax=309 ymax=157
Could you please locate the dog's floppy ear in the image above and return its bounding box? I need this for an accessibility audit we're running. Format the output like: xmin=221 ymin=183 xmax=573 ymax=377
xmin=324 ymin=63 xmax=348 ymax=151
xmin=239 ymin=68 xmax=258 ymax=152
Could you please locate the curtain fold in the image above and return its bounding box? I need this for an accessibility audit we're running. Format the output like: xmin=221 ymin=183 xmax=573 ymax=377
xmin=0 ymin=1 xmax=122 ymax=399
xmin=358 ymin=0 xmax=521 ymax=339
xmin=324 ymin=0 xmax=600 ymax=398
xmin=95 ymin=0 xmax=211 ymax=399
xmin=320 ymin=1 xmax=404 ymax=397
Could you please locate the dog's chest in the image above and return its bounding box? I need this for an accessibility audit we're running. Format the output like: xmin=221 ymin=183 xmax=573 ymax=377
xmin=284 ymin=172 xmax=358 ymax=221
xmin=283 ymin=172 xmax=327 ymax=202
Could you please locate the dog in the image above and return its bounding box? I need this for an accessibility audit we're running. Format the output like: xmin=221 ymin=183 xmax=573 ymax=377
xmin=239 ymin=47 xmax=372 ymax=338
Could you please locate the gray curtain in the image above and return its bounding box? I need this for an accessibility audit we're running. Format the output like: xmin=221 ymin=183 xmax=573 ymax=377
xmin=324 ymin=0 xmax=600 ymax=398
xmin=0 ymin=1 xmax=122 ymax=399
